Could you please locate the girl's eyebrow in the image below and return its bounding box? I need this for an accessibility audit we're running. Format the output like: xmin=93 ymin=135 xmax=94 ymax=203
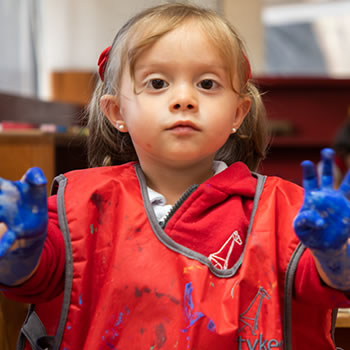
xmin=135 ymin=61 xmax=228 ymax=73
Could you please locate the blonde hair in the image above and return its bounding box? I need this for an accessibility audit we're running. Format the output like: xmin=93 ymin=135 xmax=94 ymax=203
xmin=87 ymin=2 xmax=269 ymax=170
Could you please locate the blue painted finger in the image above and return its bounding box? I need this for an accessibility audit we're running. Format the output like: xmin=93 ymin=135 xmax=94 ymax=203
xmin=0 ymin=229 xmax=16 ymax=257
xmin=339 ymin=170 xmax=350 ymax=200
xmin=301 ymin=160 xmax=318 ymax=192
xmin=320 ymin=148 xmax=334 ymax=189
xmin=23 ymin=167 xmax=47 ymax=187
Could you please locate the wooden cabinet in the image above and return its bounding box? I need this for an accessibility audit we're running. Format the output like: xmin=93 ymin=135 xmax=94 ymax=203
xmin=0 ymin=131 xmax=87 ymax=190
xmin=257 ymin=77 xmax=350 ymax=185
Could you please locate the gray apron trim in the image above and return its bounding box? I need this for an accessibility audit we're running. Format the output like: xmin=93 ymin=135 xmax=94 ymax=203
xmin=284 ymin=244 xmax=341 ymax=350
xmin=16 ymin=175 xmax=73 ymax=350
xmin=134 ymin=163 xmax=267 ymax=279
xmin=52 ymin=174 xmax=74 ymax=350
xmin=283 ymin=243 xmax=306 ymax=350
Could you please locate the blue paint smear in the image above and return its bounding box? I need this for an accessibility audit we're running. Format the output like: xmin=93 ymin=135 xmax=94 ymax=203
xmin=184 ymin=282 xmax=194 ymax=318
xmin=182 ymin=282 xmax=205 ymax=332
xmin=115 ymin=312 xmax=123 ymax=327
xmin=105 ymin=344 xmax=117 ymax=350
xmin=79 ymin=295 xmax=83 ymax=305
xmin=67 ymin=325 xmax=72 ymax=330
xmin=102 ymin=335 xmax=118 ymax=350
xmin=208 ymin=319 xmax=216 ymax=332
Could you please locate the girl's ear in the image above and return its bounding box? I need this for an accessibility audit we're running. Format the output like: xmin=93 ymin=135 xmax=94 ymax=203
xmin=100 ymin=94 xmax=128 ymax=132
xmin=233 ymin=96 xmax=251 ymax=130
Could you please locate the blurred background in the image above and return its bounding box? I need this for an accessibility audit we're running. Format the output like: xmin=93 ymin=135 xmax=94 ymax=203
xmin=1 ymin=0 xmax=350 ymax=98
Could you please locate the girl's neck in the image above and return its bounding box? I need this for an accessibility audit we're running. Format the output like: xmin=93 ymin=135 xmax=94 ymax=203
xmin=141 ymin=160 xmax=215 ymax=205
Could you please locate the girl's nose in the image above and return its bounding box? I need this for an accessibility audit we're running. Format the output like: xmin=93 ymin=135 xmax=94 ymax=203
xmin=169 ymin=86 xmax=198 ymax=112
xmin=171 ymin=102 xmax=196 ymax=111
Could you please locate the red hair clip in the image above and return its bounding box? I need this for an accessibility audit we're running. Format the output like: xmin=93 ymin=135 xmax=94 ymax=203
xmin=98 ymin=46 xmax=112 ymax=81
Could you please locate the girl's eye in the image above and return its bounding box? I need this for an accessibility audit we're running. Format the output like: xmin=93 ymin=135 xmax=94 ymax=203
xmin=147 ymin=79 xmax=169 ymax=90
xmin=198 ymin=79 xmax=218 ymax=90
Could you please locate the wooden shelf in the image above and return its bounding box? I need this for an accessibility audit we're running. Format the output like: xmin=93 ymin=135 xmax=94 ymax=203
xmin=336 ymin=312 xmax=350 ymax=328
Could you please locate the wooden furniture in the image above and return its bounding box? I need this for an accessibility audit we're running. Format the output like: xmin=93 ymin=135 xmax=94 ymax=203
xmin=0 ymin=294 xmax=28 ymax=350
xmin=0 ymin=93 xmax=84 ymax=127
xmin=336 ymin=311 xmax=350 ymax=328
xmin=0 ymin=131 xmax=87 ymax=190
xmin=335 ymin=311 xmax=350 ymax=349
xmin=50 ymin=71 xmax=97 ymax=105
xmin=0 ymin=92 xmax=87 ymax=188
xmin=257 ymin=77 xmax=350 ymax=185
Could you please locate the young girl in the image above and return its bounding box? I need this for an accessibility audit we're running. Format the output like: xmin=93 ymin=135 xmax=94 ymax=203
xmin=0 ymin=3 xmax=350 ymax=350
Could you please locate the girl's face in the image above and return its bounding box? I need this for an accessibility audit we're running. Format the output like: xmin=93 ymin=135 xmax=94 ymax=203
xmin=102 ymin=21 xmax=251 ymax=171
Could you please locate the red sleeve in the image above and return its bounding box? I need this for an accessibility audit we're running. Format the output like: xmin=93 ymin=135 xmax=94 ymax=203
xmin=2 ymin=195 xmax=66 ymax=303
xmin=294 ymin=248 xmax=350 ymax=308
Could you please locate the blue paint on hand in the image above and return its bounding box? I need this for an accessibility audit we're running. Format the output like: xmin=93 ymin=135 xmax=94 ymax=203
xmin=0 ymin=167 xmax=48 ymax=285
xmin=293 ymin=149 xmax=350 ymax=290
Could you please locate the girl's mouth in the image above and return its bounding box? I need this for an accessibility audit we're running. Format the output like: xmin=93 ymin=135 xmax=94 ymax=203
xmin=167 ymin=120 xmax=200 ymax=131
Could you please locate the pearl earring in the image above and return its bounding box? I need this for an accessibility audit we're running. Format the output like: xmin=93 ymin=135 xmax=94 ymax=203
xmin=232 ymin=128 xmax=237 ymax=133
xmin=116 ymin=121 xmax=124 ymax=130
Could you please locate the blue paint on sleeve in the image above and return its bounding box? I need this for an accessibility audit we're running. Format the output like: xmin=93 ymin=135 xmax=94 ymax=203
xmin=182 ymin=282 xmax=206 ymax=332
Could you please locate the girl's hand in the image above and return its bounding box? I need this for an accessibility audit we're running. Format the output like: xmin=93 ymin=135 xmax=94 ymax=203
xmin=0 ymin=167 xmax=48 ymax=285
xmin=293 ymin=148 xmax=350 ymax=290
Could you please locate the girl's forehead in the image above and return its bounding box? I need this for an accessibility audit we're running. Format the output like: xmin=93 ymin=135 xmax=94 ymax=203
xmin=132 ymin=21 xmax=236 ymax=65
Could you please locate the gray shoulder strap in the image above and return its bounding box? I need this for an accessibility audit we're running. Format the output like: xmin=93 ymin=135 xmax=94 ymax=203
xmin=16 ymin=304 xmax=54 ymax=350
xmin=283 ymin=242 xmax=306 ymax=350
xmin=17 ymin=174 xmax=74 ymax=350
xmin=283 ymin=243 xmax=342 ymax=350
